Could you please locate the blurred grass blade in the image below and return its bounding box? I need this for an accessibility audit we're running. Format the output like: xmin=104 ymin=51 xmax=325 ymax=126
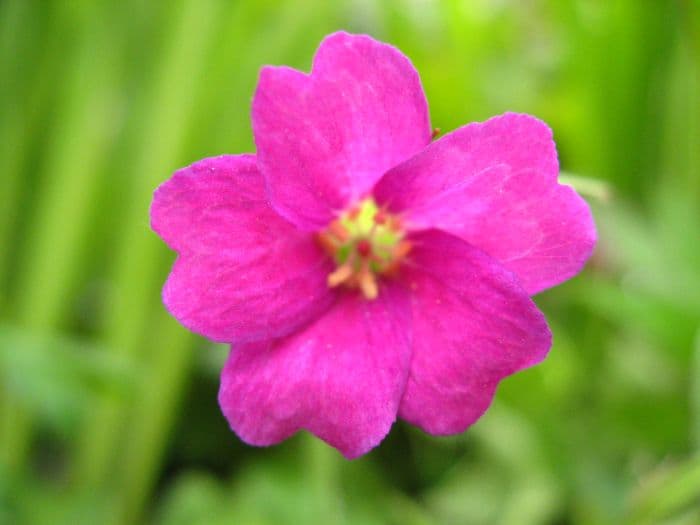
xmin=71 ymin=2 xmax=223 ymax=521
xmin=629 ymin=454 xmax=700 ymax=524
xmin=691 ymin=329 xmax=700 ymax=451
xmin=0 ymin=1 xmax=124 ymax=471
xmin=628 ymin=329 xmax=700 ymax=524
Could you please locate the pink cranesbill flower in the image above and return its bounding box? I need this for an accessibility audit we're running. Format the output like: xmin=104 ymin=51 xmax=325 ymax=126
xmin=150 ymin=32 xmax=596 ymax=459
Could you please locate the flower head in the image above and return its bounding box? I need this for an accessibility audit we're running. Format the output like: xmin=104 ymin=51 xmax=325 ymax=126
xmin=150 ymin=32 xmax=596 ymax=458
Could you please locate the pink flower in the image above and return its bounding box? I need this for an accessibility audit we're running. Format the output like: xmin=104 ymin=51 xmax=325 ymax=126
xmin=150 ymin=32 xmax=596 ymax=458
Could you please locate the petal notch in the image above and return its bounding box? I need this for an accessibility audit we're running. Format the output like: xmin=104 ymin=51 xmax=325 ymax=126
xmin=219 ymin=284 xmax=412 ymax=458
xmin=253 ymin=31 xmax=432 ymax=229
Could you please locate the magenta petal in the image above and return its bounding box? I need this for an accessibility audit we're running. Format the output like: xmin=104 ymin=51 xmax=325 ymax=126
xmin=253 ymin=31 xmax=432 ymax=229
xmin=374 ymin=113 xmax=596 ymax=294
xmin=398 ymin=230 xmax=551 ymax=435
xmin=218 ymin=284 xmax=412 ymax=459
xmin=150 ymin=154 xmax=334 ymax=343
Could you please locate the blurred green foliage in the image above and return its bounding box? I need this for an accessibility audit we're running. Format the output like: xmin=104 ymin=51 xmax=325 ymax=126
xmin=0 ymin=0 xmax=698 ymax=524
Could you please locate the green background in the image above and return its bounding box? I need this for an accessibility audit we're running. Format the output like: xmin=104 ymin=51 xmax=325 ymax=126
xmin=1 ymin=1 xmax=698 ymax=523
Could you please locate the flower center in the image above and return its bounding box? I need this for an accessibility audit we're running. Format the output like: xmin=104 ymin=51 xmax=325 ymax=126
xmin=317 ymin=198 xmax=411 ymax=300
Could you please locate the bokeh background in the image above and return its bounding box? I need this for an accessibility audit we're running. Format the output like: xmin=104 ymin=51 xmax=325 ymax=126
xmin=1 ymin=1 xmax=698 ymax=524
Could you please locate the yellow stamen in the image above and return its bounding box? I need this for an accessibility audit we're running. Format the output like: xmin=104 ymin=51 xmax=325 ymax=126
xmin=327 ymin=264 xmax=353 ymax=287
xmin=328 ymin=220 xmax=350 ymax=242
xmin=393 ymin=240 xmax=412 ymax=259
xmin=358 ymin=270 xmax=378 ymax=300
xmin=317 ymin=231 xmax=339 ymax=256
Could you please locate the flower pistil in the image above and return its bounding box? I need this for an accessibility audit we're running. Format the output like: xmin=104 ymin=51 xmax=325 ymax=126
xmin=318 ymin=198 xmax=411 ymax=300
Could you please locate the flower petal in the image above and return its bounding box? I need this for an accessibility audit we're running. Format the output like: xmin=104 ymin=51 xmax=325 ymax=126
xmin=252 ymin=31 xmax=432 ymax=230
xmin=150 ymin=154 xmax=334 ymax=343
xmin=398 ymin=230 xmax=551 ymax=435
xmin=218 ymin=284 xmax=412 ymax=459
xmin=374 ymin=113 xmax=596 ymax=294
